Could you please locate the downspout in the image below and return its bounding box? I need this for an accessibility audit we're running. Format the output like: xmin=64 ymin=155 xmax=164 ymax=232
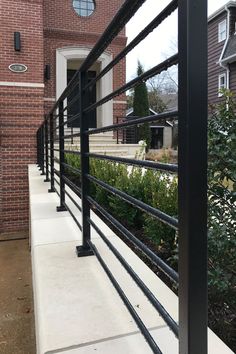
xmin=219 ymin=5 xmax=231 ymax=89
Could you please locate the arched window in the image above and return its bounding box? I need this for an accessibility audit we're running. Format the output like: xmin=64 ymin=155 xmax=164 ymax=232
xmin=73 ymin=0 xmax=95 ymax=17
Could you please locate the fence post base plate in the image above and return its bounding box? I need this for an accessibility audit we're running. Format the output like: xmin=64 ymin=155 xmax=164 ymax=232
xmin=56 ymin=206 xmax=67 ymax=212
xmin=76 ymin=246 xmax=94 ymax=257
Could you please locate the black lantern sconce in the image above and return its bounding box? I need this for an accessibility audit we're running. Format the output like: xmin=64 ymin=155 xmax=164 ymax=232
xmin=14 ymin=32 xmax=21 ymax=52
xmin=44 ymin=65 xmax=51 ymax=80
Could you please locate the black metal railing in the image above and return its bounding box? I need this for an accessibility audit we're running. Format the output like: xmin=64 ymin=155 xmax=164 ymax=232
xmin=36 ymin=0 xmax=208 ymax=353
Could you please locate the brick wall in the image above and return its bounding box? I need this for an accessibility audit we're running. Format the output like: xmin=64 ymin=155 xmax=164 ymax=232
xmin=0 ymin=0 xmax=44 ymax=234
xmin=43 ymin=0 xmax=127 ymax=106
xmin=43 ymin=0 xmax=125 ymax=37
xmin=0 ymin=87 xmax=44 ymax=232
xmin=0 ymin=0 xmax=127 ymax=234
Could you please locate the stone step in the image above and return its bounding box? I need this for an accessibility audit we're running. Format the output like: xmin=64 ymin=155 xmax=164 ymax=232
xmin=55 ymin=148 xmax=130 ymax=158
xmin=64 ymin=132 xmax=115 ymax=140
xmin=54 ymin=141 xmax=141 ymax=159
xmin=71 ymin=139 xmax=117 ymax=145
xmin=87 ymin=149 xmax=129 ymax=157
xmin=65 ymin=143 xmax=139 ymax=151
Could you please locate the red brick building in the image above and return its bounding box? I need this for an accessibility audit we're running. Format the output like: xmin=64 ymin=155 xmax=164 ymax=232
xmin=0 ymin=0 xmax=126 ymax=234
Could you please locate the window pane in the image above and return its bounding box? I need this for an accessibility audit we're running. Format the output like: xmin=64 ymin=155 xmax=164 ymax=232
xmin=219 ymin=20 xmax=226 ymax=42
xmin=73 ymin=0 xmax=95 ymax=17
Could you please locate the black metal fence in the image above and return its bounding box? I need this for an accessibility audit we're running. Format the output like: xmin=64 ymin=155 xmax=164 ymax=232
xmin=36 ymin=0 xmax=208 ymax=353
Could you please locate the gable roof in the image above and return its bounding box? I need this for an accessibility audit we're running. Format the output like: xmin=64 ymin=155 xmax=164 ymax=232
xmin=126 ymin=107 xmax=157 ymax=116
xmin=208 ymin=1 xmax=236 ymax=23
xmin=222 ymin=35 xmax=236 ymax=62
xmin=126 ymin=108 xmax=173 ymax=127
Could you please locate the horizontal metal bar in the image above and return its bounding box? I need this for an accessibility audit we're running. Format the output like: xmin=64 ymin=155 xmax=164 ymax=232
xmin=86 ymin=111 xmax=178 ymax=135
xmin=79 ymin=0 xmax=146 ymax=72
xmin=52 ymin=126 xmax=60 ymax=132
xmin=54 ymin=178 xmax=60 ymax=187
xmin=87 ymin=153 xmax=178 ymax=173
xmin=62 ymin=174 xmax=82 ymax=198
xmin=63 ymin=91 xmax=80 ymax=113
xmin=84 ymin=54 xmax=178 ymax=113
xmin=61 ymin=79 xmax=80 ymax=111
xmin=54 ymin=186 xmax=60 ymax=197
xmin=64 ymin=135 xmax=77 ymax=140
xmin=87 ymin=196 xmax=178 ymax=283
xmin=63 ymin=112 xmax=80 ymax=127
xmin=62 ymin=91 xmax=80 ymax=114
xmin=63 ymin=188 xmax=82 ymax=212
xmin=60 ymin=131 xmax=81 ymax=140
xmin=63 ymin=201 xmax=82 ymax=231
xmin=54 ymin=168 xmax=60 ymax=177
xmin=88 ymin=217 xmax=179 ymax=337
xmin=52 ymin=113 xmax=59 ymax=120
xmin=84 ymin=0 xmax=178 ymax=91
xmin=53 ymin=112 xmax=80 ymax=130
xmin=62 ymin=162 xmax=81 ymax=175
xmin=87 ymin=240 xmax=163 ymax=354
xmin=87 ymin=174 xmax=178 ymax=230
xmin=63 ymin=149 xmax=81 ymax=156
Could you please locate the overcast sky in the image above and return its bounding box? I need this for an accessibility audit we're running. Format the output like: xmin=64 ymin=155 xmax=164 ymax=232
xmin=126 ymin=0 xmax=231 ymax=80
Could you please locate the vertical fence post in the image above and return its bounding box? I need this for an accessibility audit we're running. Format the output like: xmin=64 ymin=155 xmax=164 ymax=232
xmin=116 ymin=116 xmax=119 ymax=144
xmin=38 ymin=128 xmax=42 ymax=170
xmin=76 ymin=70 xmax=93 ymax=257
xmin=57 ymin=101 xmax=67 ymax=212
xmin=178 ymin=0 xmax=208 ymax=353
xmin=71 ymin=126 xmax=74 ymax=145
xmin=40 ymin=124 xmax=45 ymax=175
xmin=37 ymin=129 xmax=40 ymax=167
xmin=44 ymin=115 xmax=50 ymax=182
xmin=48 ymin=112 xmax=55 ymax=193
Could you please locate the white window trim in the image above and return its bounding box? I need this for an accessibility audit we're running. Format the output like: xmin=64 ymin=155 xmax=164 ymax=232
xmin=56 ymin=47 xmax=113 ymax=128
xmin=218 ymin=73 xmax=227 ymax=96
xmin=218 ymin=19 xmax=227 ymax=43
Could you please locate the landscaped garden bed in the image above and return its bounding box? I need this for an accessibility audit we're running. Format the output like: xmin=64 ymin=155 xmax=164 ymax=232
xmin=64 ymin=91 xmax=236 ymax=352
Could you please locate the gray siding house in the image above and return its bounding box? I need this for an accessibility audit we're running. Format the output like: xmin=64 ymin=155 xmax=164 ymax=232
xmin=208 ymin=1 xmax=236 ymax=105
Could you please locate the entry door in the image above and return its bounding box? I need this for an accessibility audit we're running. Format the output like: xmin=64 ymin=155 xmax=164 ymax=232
xmin=150 ymin=127 xmax=164 ymax=149
xmin=67 ymin=70 xmax=97 ymax=128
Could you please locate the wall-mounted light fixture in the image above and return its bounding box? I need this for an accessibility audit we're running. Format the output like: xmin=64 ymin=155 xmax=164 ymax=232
xmin=44 ymin=64 xmax=51 ymax=80
xmin=14 ymin=32 xmax=21 ymax=52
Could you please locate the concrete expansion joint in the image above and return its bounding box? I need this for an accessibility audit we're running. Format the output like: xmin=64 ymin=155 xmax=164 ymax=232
xmin=45 ymin=325 xmax=168 ymax=354
xmin=33 ymin=239 xmax=81 ymax=249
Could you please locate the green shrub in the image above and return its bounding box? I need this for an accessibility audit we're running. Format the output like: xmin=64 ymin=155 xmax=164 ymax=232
xmin=142 ymin=171 xmax=178 ymax=255
xmin=65 ymin=154 xmax=178 ymax=252
xmin=63 ymin=91 xmax=236 ymax=351
xmin=208 ymin=91 xmax=236 ymax=300
xmin=109 ymin=167 xmax=145 ymax=228
xmin=208 ymin=91 xmax=236 ymax=349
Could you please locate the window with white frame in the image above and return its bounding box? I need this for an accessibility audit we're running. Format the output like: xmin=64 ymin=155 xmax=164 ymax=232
xmin=218 ymin=19 xmax=227 ymax=42
xmin=218 ymin=73 xmax=227 ymax=96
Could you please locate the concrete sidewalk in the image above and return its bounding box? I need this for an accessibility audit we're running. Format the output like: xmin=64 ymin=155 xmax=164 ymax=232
xmin=29 ymin=164 xmax=234 ymax=354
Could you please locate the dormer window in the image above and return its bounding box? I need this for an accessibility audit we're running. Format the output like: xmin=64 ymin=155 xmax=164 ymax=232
xmin=218 ymin=19 xmax=227 ymax=42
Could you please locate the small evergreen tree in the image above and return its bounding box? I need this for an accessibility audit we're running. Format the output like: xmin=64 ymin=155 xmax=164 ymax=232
xmin=133 ymin=61 xmax=151 ymax=149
